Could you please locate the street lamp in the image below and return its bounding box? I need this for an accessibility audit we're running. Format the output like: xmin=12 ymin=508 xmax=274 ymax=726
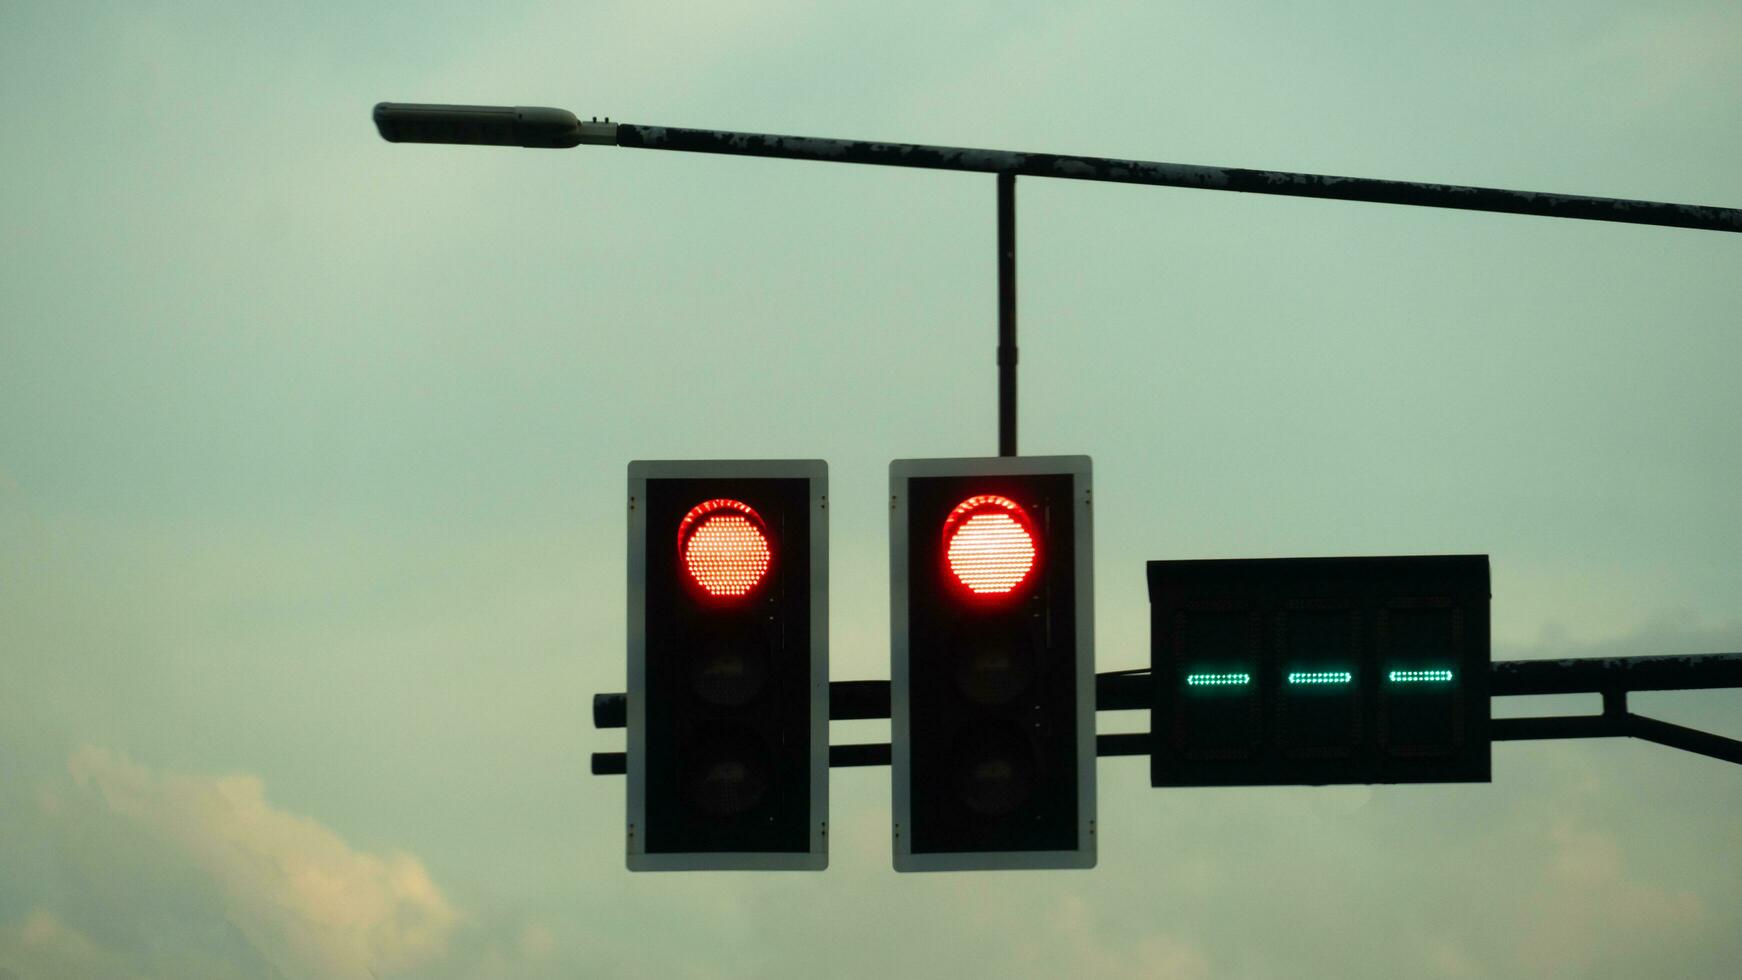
xmin=374 ymin=98 xmax=1742 ymax=456
xmin=371 ymin=101 xmax=1741 ymax=233
xmin=373 ymin=102 xmax=615 ymax=149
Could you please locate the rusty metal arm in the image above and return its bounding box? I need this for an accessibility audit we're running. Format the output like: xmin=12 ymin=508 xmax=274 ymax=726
xmin=374 ymin=103 xmax=1742 ymax=235
xmin=605 ymin=123 xmax=1742 ymax=234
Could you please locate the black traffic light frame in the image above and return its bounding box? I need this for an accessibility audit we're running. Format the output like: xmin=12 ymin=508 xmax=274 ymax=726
xmin=626 ymin=459 xmax=828 ymax=871
xmin=1148 ymin=555 xmax=1491 ymax=788
xmin=889 ymin=455 xmax=1096 ymax=872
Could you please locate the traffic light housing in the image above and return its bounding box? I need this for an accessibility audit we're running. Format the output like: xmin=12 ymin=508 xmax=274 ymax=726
xmin=626 ymin=460 xmax=828 ymax=870
xmin=890 ymin=456 xmax=1095 ymax=871
xmin=1149 ymin=555 xmax=1490 ymax=787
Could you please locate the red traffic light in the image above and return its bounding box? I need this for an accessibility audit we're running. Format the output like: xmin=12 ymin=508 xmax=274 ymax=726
xmin=941 ymin=494 xmax=1038 ymax=597
xmin=628 ymin=460 xmax=828 ymax=872
xmin=891 ymin=455 xmax=1095 ymax=872
xmin=678 ymin=498 xmax=772 ymax=598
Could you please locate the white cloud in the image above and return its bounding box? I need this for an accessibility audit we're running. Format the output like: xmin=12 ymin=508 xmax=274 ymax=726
xmin=1497 ymin=4 xmax=1742 ymax=133
xmin=1035 ymin=895 xmax=1211 ymax=980
xmin=64 ymin=748 xmax=460 ymax=979
xmin=517 ymin=922 xmax=557 ymax=961
xmin=0 ymin=467 xmax=31 ymax=552
xmin=1516 ymin=821 xmax=1706 ymax=978
xmin=1582 ymin=7 xmax=1742 ymax=116
xmin=0 ymin=911 xmax=149 ymax=980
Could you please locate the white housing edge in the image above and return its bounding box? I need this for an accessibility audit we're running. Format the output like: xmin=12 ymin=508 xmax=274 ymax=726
xmin=890 ymin=455 xmax=1096 ymax=872
xmin=626 ymin=458 xmax=828 ymax=871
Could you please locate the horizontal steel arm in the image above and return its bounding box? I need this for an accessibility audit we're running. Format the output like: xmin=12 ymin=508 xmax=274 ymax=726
xmin=373 ymin=103 xmax=1741 ymax=233
xmin=605 ymin=123 xmax=1742 ymax=234
xmin=1489 ymin=652 xmax=1742 ymax=695
xmin=1622 ymin=713 xmax=1742 ymax=765
xmin=589 ymin=732 xmax=1151 ymax=775
xmin=1493 ymin=711 xmax=1742 ymax=766
xmin=590 ymin=653 xmax=1742 ymax=729
xmin=591 ymin=653 xmax=1742 ymax=774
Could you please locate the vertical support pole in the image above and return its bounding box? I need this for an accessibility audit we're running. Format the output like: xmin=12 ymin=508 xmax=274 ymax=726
xmin=1602 ymin=688 xmax=1628 ymax=718
xmin=997 ymin=174 xmax=1018 ymax=457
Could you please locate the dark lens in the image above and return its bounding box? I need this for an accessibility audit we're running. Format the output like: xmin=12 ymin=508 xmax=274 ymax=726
xmin=688 ymin=632 xmax=768 ymax=707
xmin=950 ymin=616 xmax=1039 ymax=705
xmin=682 ymin=725 xmax=772 ymax=816
xmin=951 ymin=723 xmax=1038 ymax=816
xmin=953 ymin=633 xmax=1033 ymax=704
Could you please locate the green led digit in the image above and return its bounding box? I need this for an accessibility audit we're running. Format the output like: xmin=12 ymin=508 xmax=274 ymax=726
xmin=1286 ymin=671 xmax=1352 ymax=685
xmin=1185 ymin=672 xmax=1251 ymax=687
xmin=1388 ymin=669 xmax=1454 ymax=683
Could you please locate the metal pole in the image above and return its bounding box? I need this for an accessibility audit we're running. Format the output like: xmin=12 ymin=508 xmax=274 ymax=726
xmin=599 ymin=122 xmax=1742 ymax=235
xmin=1489 ymin=652 xmax=1742 ymax=694
xmin=592 ymin=653 xmax=1742 ymax=729
xmin=375 ymin=104 xmax=1742 ymax=233
xmin=590 ymin=652 xmax=1742 ymax=773
xmin=998 ymin=174 xmax=1017 ymax=456
xmin=1626 ymin=714 xmax=1742 ymax=765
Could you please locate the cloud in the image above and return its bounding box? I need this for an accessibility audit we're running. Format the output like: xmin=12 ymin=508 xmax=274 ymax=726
xmin=60 ymin=748 xmax=459 ymax=979
xmin=1516 ymin=821 xmax=1706 ymax=978
xmin=0 ymin=746 xmax=601 ymax=980
xmin=517 ymin=922 xmax=557 ymax=961
xmin=0 ymin=911 xmax=149 ymax=980
xmin=1494 ymin=4 xmax=1742 ymax=133
xmin=1034 ymin=895 xmax=1211 ymax=980
xmin=0 ymin=467 xmax=30 ymax=552
xmin=1580 ymin=7 xmax=1742 ymax=116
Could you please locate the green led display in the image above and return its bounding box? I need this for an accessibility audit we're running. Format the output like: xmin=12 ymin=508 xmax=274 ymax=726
xmin=1286 ymin=671 xmax=1352 ymax=685
xmin=1388 ymin=669 xmax=1454 ymax=683
xmin=1185 ymin=672 xmax=1251 ymax=687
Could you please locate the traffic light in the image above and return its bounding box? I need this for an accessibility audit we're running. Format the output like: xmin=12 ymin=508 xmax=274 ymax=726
xmin=1149 ymin=555 xmax=1490 ymax=787
xmin=626 ymin=460 xmax=827 ymax=870
xmin=890 ymin=456 xmax=1095 ymax=871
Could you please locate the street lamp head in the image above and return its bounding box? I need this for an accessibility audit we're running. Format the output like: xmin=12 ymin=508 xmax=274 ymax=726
xmin=373 ymin=102 xmax=611 ymax=149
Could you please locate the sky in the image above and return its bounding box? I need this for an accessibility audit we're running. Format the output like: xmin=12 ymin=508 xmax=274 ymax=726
xmin=2 ymin=0 xmax=1740 ymax=976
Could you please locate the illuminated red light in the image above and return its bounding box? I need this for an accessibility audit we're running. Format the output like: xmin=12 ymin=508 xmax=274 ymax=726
xmin=678 ymin=499 xmax=772 ymax=598
xmin=943 ymin=495 xmax=1038 ymax=596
